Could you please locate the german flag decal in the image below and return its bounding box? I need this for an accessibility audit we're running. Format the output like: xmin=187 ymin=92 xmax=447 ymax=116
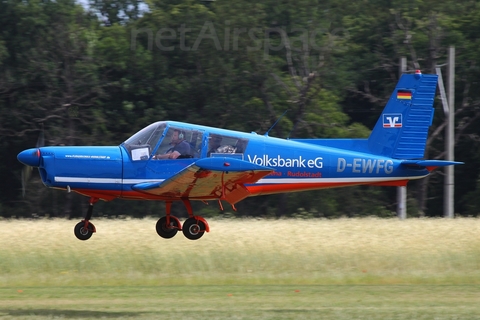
xmin=397 ymin=90 xmax=412 ymax=100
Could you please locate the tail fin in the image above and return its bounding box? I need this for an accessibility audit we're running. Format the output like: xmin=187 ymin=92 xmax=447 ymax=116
xmin=368 ymin=72 xmax=438 ymax=159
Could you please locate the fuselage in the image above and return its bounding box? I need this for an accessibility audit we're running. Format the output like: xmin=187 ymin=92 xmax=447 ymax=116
xmin=18 ymin=120 xmax=429 ymax=202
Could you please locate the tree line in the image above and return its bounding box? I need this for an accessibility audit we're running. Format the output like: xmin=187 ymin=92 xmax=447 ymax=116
xmin=1 ymin=0 xmax=480 ymax=219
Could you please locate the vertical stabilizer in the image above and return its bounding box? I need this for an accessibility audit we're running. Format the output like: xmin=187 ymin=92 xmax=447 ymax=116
xmin=367 ymin=72 xmax=438 ymax=159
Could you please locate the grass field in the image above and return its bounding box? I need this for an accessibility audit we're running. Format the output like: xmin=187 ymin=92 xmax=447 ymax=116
xmin=0 ymin=218 xmax=479 ymax=319
xmin=1 ymin=285 xmax=480 ymax=319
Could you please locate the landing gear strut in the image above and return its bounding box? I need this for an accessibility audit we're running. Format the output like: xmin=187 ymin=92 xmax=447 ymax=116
xmin=74 ymin=197 xmax=98 ymax=241
xmin=155 ymin=199 xmax=210 ymax=240
xmin=155 ymin=202 xmax=181 ymax=239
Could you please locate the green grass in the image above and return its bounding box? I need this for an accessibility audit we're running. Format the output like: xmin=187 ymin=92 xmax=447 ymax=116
xmin=0 ymin=218 xmax=479 ymax=319
xmin=1 ymin=218 xmax=479 ymax=286
xmin=1 ymin=285 xmax=480 ymax=319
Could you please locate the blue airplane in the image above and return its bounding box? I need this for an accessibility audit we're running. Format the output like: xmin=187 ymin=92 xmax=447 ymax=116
xmin=17 ymin=71 xmax=463 ymax=241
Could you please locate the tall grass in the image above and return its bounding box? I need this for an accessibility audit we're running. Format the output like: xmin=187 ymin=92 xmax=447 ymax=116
xmin=0 ymin=218 xmax=479 ymax=286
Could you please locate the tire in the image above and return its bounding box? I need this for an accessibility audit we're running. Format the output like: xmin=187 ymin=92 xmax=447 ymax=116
xmin=74 ymin=221 xmax=95 ymax=241
xmin=182 ymin=217 xmax=206 ymax=240
xmin=156 ymin=216 xmax=179 ymax=239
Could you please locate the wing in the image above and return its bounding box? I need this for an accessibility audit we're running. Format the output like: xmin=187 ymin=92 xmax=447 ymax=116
xmin=132 ymin=157 xmax=273 ymax=204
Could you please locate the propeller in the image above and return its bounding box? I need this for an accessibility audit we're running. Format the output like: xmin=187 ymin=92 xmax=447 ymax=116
xmin=21 ymin=166 xmax=33 ymax=198
xmin=36 ymin=126 xmax=44 ymax=149
xmin=21 ymin=125 xmax=44 ymax=198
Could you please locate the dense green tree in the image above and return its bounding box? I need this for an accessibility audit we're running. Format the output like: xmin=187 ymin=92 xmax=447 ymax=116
xmin=1 ymin=0 xmax=107 ymax=217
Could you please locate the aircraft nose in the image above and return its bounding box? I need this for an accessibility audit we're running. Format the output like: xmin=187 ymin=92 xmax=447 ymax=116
xmin=17 ymin=148 xmax=41 ymax=167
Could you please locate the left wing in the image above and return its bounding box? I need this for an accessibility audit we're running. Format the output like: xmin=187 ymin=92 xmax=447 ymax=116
xmin=132 ymin=157 xmax=273 ymax=204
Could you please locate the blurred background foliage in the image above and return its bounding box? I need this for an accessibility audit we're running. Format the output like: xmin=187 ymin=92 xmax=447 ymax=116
xmin=2 ymin=0 xmax=480 ymax=219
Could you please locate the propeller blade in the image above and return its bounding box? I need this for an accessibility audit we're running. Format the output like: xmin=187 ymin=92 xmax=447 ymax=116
xmin=36 ymin=124 xmax=45 ymax=148
xmin=21 ymin=166 xmax=33 ymax=198
xmin=22 ymin=125 xmax=44 ymax=197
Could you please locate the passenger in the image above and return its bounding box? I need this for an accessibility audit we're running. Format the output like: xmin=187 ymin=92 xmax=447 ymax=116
xmin=235 ymin=139 xmax=247 ymax=153
xmin=207 ymin=135 xmax=222 ymax=156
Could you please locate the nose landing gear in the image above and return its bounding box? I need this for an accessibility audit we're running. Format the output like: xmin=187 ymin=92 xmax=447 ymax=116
xmin=74 ymin=220 xmax=96 ymax=240
xmin=73 ymin=197 xmax=98 ymax=241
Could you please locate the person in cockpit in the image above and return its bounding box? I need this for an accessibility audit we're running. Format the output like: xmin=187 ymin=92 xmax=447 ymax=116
xmin=154 ymin=129 xmax=191 ymax=159
xmin=207 ymin=135 xmax=222 ymax=157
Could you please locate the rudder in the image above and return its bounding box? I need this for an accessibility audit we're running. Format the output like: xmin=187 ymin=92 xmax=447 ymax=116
xmin=367 ymin=72 xmax=438 ymax=159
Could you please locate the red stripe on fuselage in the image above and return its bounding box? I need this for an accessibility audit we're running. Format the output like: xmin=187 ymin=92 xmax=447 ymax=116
xmin=246 ymin=179 xmax=411 ymax=195
xmin=73 ymin=189 xmax=216 ymax=201
xmin=246 ymin=182 xmax=366 ymax=196
xmin=73 ymin=179 xmax=411 ymax=201
xmin=369 ymin=180 xmax=408 ymax=187
xmin=73 ymin=189 xmax=119 ymax=201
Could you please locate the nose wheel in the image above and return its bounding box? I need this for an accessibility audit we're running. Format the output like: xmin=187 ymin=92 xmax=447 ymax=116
xmin=74 ymin=197 xmax=98 ymax=241
xmin=74 ymin=220 xmax=96 ymax=240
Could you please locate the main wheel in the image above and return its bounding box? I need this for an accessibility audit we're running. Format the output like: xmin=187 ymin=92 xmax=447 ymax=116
xmin=182 ymin=217 xmax=206 ymax=240
xmin=74 ymin=221 xmax=95 ymax=241
xmin=156 ymin=216 xmax=179 ymax=239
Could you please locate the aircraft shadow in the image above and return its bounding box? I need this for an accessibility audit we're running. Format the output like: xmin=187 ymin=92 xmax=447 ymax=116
xmin=0 ymin=308 xmax=144 ymax=318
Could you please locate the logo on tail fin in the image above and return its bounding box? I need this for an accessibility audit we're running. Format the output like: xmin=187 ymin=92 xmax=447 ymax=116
xmin=383 ymin=114 xmax=402 ymax=128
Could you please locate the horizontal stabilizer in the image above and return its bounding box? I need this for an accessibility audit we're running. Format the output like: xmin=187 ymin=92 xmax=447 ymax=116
xmin=401 ymin=160 xmax=464 ymax=168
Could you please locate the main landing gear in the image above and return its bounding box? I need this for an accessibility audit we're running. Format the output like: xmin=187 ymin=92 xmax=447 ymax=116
xmin=74 ymin=197 xmax=98 ymax=241
xmin=155 ymin=200 xmax=210 ymax=240
xmin=72 ymin=197 xmax=209 ymax=241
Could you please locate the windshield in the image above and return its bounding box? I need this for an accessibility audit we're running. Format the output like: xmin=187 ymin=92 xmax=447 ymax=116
xmin=124 ymin=122 xmax=167 ymax=152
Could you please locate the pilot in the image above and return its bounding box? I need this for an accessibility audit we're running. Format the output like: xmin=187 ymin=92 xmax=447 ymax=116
xmin=154 ymin=129 xmax=191 ymax=159
xmin=207 ymin=135 xmax=222 ymax=156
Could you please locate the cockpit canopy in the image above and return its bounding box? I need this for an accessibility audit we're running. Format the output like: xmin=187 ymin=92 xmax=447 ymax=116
xmin=122 ymin=121 xmax=251 ymax=161
xmin=123 ymin=122 xmax=167 ymax=160
xmin=122 ymin=122 xmax=205 ymax=160
xmin=124 ymin=121 xmax=166 ymax=148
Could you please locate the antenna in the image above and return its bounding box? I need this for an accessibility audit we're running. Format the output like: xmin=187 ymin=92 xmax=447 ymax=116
xmin=264 ymin=110 xmax=288 ymax=137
